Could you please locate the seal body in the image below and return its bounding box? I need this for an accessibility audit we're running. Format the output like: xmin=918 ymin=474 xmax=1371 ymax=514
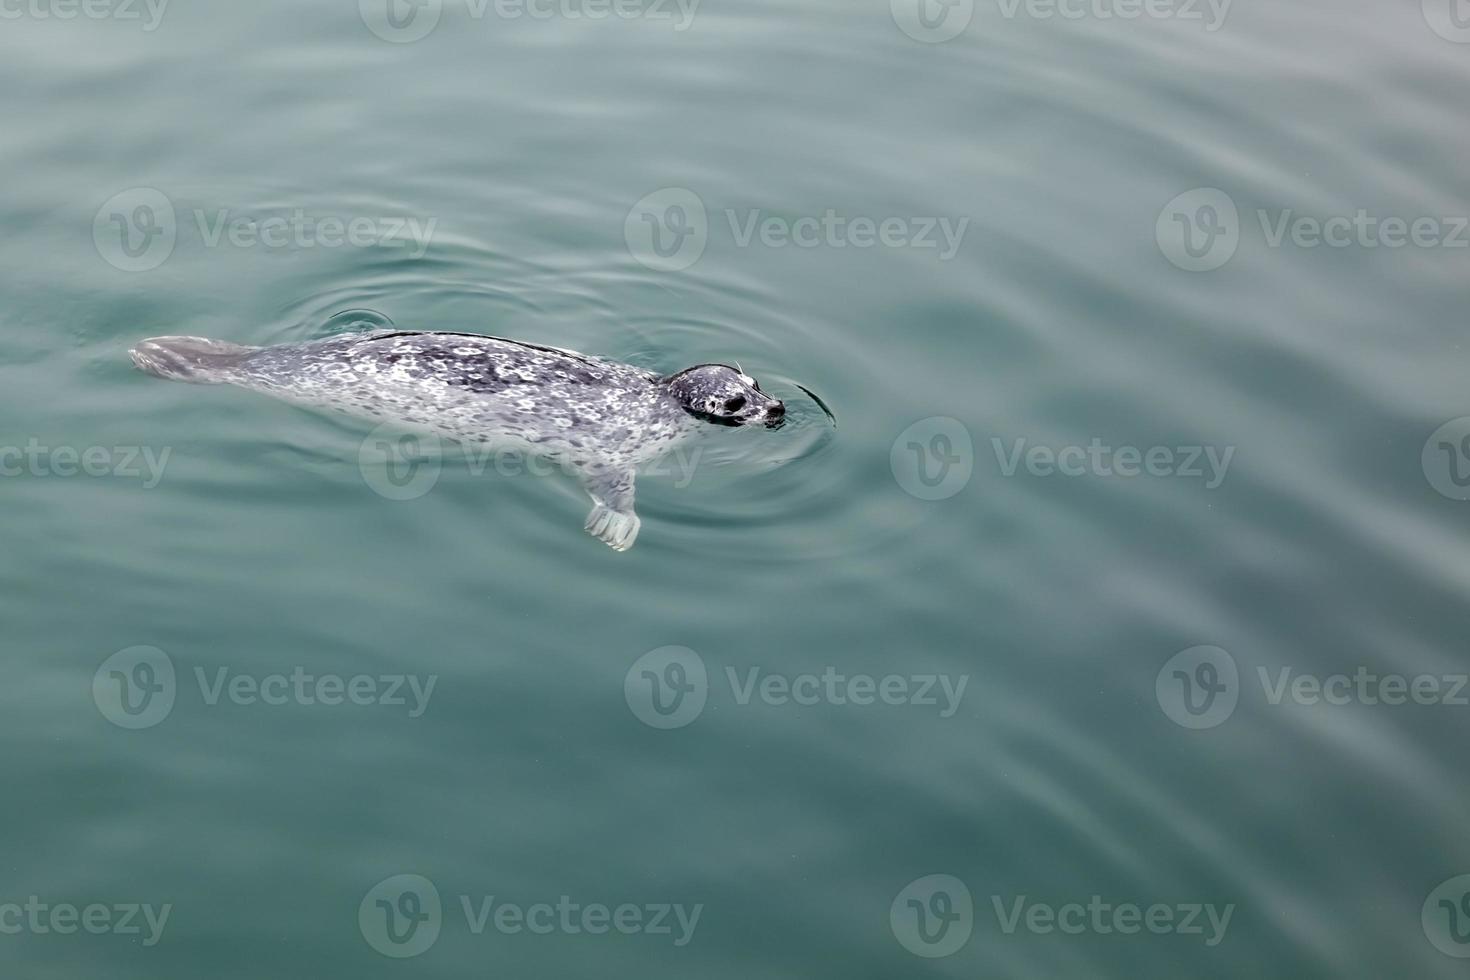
xmin=130 ymin=330 xmax=784 ymax=550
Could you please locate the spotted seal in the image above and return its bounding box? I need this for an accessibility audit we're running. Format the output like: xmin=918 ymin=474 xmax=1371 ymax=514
xmin=128 ymin=330 xmax=784 ymax=551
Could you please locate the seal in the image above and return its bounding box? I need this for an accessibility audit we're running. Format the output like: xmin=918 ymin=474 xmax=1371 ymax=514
xmin=129 ymin=330 xmax=785 ymax=551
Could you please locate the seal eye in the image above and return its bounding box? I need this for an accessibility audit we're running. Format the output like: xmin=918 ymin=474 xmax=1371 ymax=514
xmin=724 ymin=396 xmax=746 ymax=412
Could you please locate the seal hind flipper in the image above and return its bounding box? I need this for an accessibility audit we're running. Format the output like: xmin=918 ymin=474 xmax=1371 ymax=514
xmin=581 ymin=467 xmax=640 ymax=552
xmin=130 ymin=336 xmax=260 ymax=384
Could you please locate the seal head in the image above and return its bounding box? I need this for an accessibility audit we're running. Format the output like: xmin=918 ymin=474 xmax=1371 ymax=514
xmin=667 ymin=364 xmax=785 ymax=428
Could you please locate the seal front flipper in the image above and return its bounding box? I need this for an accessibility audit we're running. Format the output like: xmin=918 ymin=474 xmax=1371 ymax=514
xmin=580 ymin=467 xmax=640 ymax=552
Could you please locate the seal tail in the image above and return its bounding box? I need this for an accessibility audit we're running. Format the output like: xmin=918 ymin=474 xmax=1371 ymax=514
xmin=130 ymin=336 xmax=259 ymax=384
